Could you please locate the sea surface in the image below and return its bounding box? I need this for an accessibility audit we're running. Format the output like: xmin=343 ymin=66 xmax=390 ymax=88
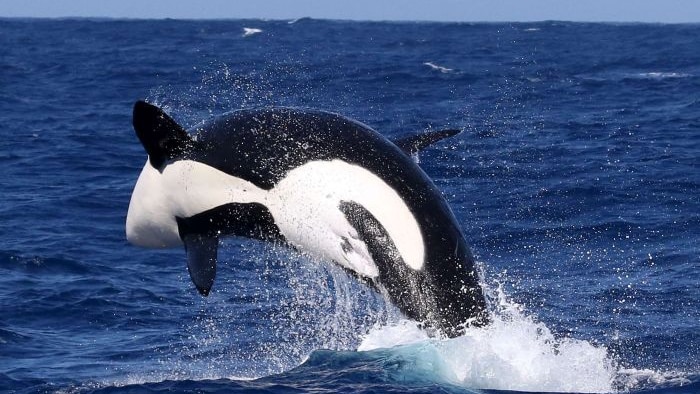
xmin=0 ymin=18 xmax=698 ymax=394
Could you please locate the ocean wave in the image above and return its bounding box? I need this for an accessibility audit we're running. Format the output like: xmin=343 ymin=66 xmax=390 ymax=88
xmin=287 ymin=17 xmax=312 ymax=25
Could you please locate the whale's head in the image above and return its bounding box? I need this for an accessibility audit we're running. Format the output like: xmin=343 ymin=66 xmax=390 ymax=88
xmin=125 ymin=101 xmax=277 ymax=297
xmin=125 ymin=101 xmax=267 ymax=248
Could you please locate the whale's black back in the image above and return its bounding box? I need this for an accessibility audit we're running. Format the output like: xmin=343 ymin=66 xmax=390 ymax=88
xmin=190 ymin=108 xmax=409 ymax=189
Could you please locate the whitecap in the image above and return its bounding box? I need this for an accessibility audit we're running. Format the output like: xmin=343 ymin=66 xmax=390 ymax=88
xmin=242 ymin=27 xmax=263 ymax=37
xmin=635 ymin=71 xmax=690 ymax=79
xmin=424 ymin=62 xmax=454 ymax=74
xmin=580 ymin=71 xmax=691 ymax=83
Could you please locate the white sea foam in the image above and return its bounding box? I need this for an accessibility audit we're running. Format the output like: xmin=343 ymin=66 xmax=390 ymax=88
xmin=356 ymin=277 xmax=697 ymax=393
xmin=635 ymin=71 xmax=689 ymax=79
xmin=615 ymin=368 xmax=694 ymax=389
xmin=358 ymin=286 xmax=617 ymax=393
xmin=242 ymin=27 xmax=263 ymax=37
xmin=424 ymin=62 xmax=454 ymax=74
xmin=580 ymin=71 xmax=691 ymax=83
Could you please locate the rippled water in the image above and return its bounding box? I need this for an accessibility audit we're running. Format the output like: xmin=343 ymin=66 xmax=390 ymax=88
xmin=0 ymin=19 xmax=698 ymax=393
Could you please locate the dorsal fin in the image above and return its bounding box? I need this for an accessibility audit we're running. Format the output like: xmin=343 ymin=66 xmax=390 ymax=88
xmin=392 ymin=129 xmax=462 ymax=156
xmin=132 ymin=100 xmax=192 ymax=169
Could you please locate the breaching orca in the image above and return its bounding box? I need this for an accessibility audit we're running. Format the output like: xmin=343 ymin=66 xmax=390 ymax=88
xmin=126 ymin=101 xmax=488 ymax=336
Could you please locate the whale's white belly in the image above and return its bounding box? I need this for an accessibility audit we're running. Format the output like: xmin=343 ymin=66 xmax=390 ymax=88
xmin=267 ymin=159 xmax=425 ymax=278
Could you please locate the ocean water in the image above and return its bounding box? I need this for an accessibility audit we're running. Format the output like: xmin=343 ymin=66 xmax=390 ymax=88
xmin=0 ymin=18 xmax=698 ymax=394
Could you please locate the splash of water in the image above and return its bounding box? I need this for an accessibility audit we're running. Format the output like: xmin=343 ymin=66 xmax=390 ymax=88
xmin=358 ymin=280 xmax=617 ymax=393
xmin=358 ymin=276 xmax=696 ymax=393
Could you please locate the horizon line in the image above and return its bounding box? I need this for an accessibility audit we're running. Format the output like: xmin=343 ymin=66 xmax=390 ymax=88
xmin=2 ymin=16 xmax=698 ymax=25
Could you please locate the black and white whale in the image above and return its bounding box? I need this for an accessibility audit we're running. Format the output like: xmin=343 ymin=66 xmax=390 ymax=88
xmin=126 ymin=101 xmax=489 ymax=336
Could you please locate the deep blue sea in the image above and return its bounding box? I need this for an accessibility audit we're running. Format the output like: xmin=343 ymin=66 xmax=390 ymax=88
xmin=1 ymin=18 xmax=698 ymax=394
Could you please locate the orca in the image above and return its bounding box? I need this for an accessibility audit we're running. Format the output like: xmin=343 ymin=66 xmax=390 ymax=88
xmin=126 ymin=100 xmax=489 ymax=336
